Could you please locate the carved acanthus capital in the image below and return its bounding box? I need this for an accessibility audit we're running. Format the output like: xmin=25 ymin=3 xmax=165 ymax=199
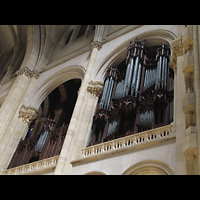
xmin=91 ymin=41 xmax=102 ymax=50
xmin=170 ymin=38 xmax=183 ymax=71
xmin=18 ymin=104 xmax=38 ymax=124
xmin=87 ymin=81 xmax=104 ymax=97
xmin=15 ymin=67 xmax=40 ymax=79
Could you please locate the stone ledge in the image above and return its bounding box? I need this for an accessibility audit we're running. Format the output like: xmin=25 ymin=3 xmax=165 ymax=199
xmin=71 ymin=124 xmax=175 ymax=166
xmin=2 ymin=156 xmax=59 ymax=175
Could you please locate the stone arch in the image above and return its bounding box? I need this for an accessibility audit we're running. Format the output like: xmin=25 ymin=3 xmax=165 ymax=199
xmin=26 ymin=65 xmax=85 ymax=110
xmin=122 ymin=160 xmax=175 ymax=175
xmin=84 ymin=171 xmax=108 ymax=175
xmin=94 ymin=28 xmax=177 ymax=82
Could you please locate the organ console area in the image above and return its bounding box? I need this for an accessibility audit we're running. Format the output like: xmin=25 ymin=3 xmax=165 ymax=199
xmin=89 ymin=38 xmax=174 ymax=146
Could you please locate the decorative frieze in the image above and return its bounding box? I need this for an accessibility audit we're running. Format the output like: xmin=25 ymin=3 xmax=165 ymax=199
xmin=15 ymin=67 xmax=40 ymax=79
xmin=91 ymin=41 xmax=102 ymax=50
xmin=18 ymin=104 xmax=38 ymax=124
xmin=87 ymin=81 xmax=104 ymax=97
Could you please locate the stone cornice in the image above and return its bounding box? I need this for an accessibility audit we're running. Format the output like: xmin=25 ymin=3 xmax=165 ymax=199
xmin=87 ymin=81 xmax=104 ymax=97
xmin=18 ymin=104 xmax=38 ymax=124
xmin=15 ymin=67 xmax=40 ymax=79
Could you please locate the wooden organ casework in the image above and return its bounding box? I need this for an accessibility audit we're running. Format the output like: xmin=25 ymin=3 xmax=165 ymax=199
xmin=7 ymin=79 xmax=81 ymax=169
xmin=89 ymin=38 xmax=174 ymax=146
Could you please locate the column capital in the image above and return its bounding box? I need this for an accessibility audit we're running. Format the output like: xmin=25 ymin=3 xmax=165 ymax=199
xmin=170 ymin=38 xmax=183 ymax=71
xmin=87 ymin=81 xmax=104 ymax=97
xmin=18 ymin=104 xmax=38 ymax=124
xmin=15 ymin=67 xmax=40 ymax=79
xmin=91 ymin=41 xmax=102 ymax=50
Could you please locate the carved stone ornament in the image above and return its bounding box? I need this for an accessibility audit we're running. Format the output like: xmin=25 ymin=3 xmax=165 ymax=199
xmin=170 ymin=38 xmax=183 ymax=71
xmin=87 ymin=81 xmax=104 ymax=97
xmin=91 ymin=41 xmax=102 ymax=50
xmin=18 ymin=104 xmax=38 ymax=124
xmin=15 ymin=67 xmax=40 ymax=79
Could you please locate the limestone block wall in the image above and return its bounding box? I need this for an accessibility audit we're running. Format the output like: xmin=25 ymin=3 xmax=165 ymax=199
xmin=70 ymin=139 xmax=176 ymax=175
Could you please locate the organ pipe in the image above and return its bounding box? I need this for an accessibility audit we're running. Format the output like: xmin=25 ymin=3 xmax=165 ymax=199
xmin=139 ymin=110 xmax=153 ymax=125
xmin=106 ymin=77 xmax=114 ymax=109
xmin=164 ymin=57 xmax=168 ymax=89
xmin=99 ymin=77 xmax=109 ymax=108
xmin=130 ymin=56 xmax=139 ymax=96
xmin=158 ymin=56 xmax=162 ymax=89
xmin=122 ymin=58 xmax=132 ymax=97
xmin=161 ymin=56 xmax=165 ymax=89
xmin=135 ymin=62 xmax=142 ymax=97
xmin=35 ymin=129 xmax=49 ymax=152
xmin=126 ymin=57 xmax=134 ymax=96
xmin=104 ymin=77 xmax=113 ymax=108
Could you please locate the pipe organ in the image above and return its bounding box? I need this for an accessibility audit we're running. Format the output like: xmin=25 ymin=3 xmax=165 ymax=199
xmin=89 ymin=38 xmax=174 ymax=146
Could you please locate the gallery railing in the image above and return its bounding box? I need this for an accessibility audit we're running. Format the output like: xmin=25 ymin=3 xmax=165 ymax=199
xmin=7 ymin=124 xmax=68 ymax=169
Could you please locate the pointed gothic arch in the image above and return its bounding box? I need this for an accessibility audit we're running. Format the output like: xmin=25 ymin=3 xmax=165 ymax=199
xmin=122 ymin=160 xmax=175 ymax=175
xmin=26 ymin=65 xmax=85 ymax=110
xmin=94 ymin=28 xmax=177 ymax=82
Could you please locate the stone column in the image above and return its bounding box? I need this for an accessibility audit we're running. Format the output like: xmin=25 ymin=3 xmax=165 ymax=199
xmin=70 ymin=81 xmax=103 ymax=161
xmin=54 ymin=41 xmax=102 ymax=175
xmin=181 ymin=25 xmax=199 ymax=174
xmin=0 ymin=67 xmax=39 ymax=172
xmin=0 ymin=105 xmax=38 ymax=171
xmin=170 ymin=37 xmax=187 ymax=174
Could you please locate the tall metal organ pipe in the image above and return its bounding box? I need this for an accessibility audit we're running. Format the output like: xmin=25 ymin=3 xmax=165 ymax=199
xmin=130 ymin=56 xmax=139 ymax=96
xmin=123 ymin=57 xmax=134 ymax=96
xmin=99 ymin=77 xmax=109 ymax=108
xmin=106 ymin=77 xmax=114 ymax=109
xmin=135 ymin=62 xmax=142 ymax=97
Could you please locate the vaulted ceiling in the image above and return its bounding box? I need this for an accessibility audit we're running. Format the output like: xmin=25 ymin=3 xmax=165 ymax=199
xmin=0 ymin=25 xmax=69 ymax=83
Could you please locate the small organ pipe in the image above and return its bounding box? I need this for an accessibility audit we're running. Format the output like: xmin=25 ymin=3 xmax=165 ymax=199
xmin=149 ymin=69 xmax=153 ymax=87
xmin=115 ymin=81 xmax=121 ymax=99
xmin=155 ymin=60 xmax=159 ymax=89
xmin=106 ymin=77 xmax=114 ymax=109
xmin=135 ymin=62 xmax=142 ymax=97
xmin=146 ymin=69 xmax=149 ymax=89
xmin=130 ymin=56 xmax=139 ymax=96
xmin=120 ymin=80 xmax=124 ymax=98
xmin=164 ymin=57 xmax=168 ymax=89
xmin=100 ymin=77 xmax=109 ymax=108
xmin=123 ymin=58 xmax=132 ymax=97
xmin=161 ymin=56 xmax=165 ymax=89
xmin=125 ymin=57 xmax=134 ymax=96
xmin=158 ymin=56 xmax=162 ymax=89
xmin=104 ymin=77 xmax=113 ymax=108
xmin=143 ymin=70 xmax=147 ymax=91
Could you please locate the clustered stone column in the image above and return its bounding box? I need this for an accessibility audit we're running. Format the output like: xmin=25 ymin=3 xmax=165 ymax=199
xmin=54 ymin=41 xmax=103 ymax=175
xmin=0 ymin=67 xmax=39 ymax=172
xmin=170 ymin=25 xmax=199 ymax=175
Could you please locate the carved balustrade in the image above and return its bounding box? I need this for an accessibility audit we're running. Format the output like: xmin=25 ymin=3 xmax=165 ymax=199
xmin=82 ymin=124 xmax=175 ymax=158
xmin=7 ymin=124 xmax=68 ymax=169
